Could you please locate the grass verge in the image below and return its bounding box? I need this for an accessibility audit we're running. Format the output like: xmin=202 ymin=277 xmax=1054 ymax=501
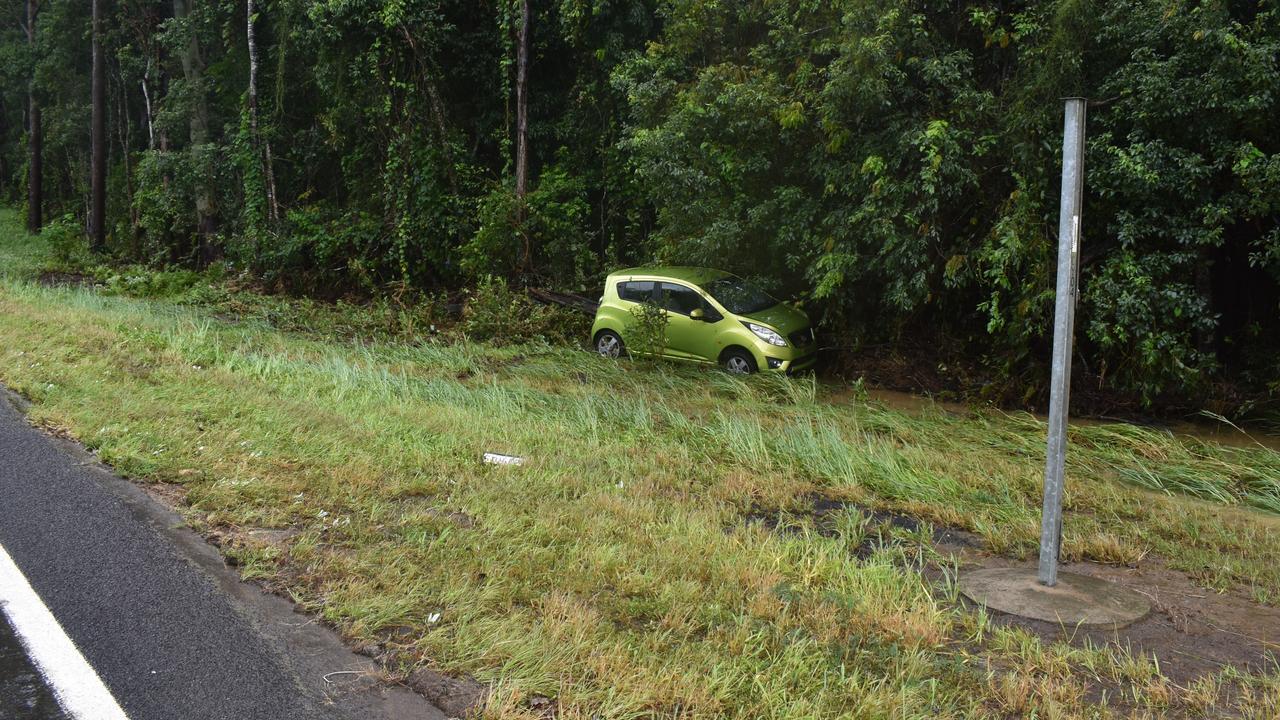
xmin=2 ymin=208 xmax=1279 ymax=718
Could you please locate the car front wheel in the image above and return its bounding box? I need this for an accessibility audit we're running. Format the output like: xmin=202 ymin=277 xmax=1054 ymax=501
xmin=723 ymin=348 xmax=757 ymax=374
xmin=596 ymin=330 xmax=625 ymax=359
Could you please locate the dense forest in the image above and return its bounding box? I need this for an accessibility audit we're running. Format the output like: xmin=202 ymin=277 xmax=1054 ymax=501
xmin=2 ymin=0 xmax=1278 ymax=409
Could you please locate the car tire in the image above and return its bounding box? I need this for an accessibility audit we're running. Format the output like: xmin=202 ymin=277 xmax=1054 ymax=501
xmin=595 ymin=330 xmax=625 ymax=360
xmin=722 ymin=348 xmax=757 ymax=374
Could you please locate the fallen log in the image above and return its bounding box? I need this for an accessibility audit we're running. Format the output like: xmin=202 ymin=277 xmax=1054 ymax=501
xmin=527 ymin=287 xmax=600 ymax=314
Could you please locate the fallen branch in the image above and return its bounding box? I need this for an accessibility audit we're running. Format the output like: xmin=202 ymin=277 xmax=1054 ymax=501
xmin=527 ymin=288 xmax=599 ymax=315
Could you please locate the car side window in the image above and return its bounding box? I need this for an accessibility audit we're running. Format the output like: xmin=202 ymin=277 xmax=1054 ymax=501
xmin=658 ymin=282 xmax=707 ymax=316
xmin=617 ymin=281 xmax=655 ymax=303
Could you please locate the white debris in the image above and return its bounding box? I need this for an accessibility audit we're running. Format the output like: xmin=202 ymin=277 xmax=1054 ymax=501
xmin=482 ymin=452 xmax=524 ymax=466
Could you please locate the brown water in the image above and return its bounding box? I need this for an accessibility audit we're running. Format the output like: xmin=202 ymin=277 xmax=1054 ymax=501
xmin=826 ymin=384 xmax=1280 ymax=452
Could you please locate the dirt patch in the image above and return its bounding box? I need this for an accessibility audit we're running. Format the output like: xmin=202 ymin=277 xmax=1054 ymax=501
xmin=949 ymin=550 xmax=1280 ymax=687
xmin=240 ymin=527 xmax=301 ymax=549
xmin=745 ymin=493 xmax=982 ymax=559
xmin=406 ymin=667 xmax=488 ymax=718
xmin=746 ymin=494 xmax=1278 ymax=687
xmin=428 ymin=508 xmax=475 ymax=528
xmin=141 ymin=481 xmax=189 ymax=510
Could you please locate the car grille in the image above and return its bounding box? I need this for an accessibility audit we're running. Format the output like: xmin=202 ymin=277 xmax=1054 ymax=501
xmin=788 ymin=328 xmax=815 ymax=347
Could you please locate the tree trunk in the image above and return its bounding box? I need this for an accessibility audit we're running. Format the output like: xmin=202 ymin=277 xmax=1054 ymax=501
xmin=116 ymin=66 xmax=139 ymax=238
xmin=90 ymin=0 xmax=107 ymax=251
xmin=0 ymin=98 xmax=8 ymax=187
xmin=514 ymin=0 xmax=530 ymax=268
xmin=25 ymin=0 xmax=41 ymax=233
xmin=141 ymin=59 xmax=155 ymax=150
xmin=246 ymin=0 xmax=279 ymax=222
xmin=174 ymin=0 xmax=217 ymax=265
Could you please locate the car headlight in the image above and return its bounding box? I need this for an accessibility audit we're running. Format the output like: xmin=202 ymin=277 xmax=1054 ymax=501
xmin=744 ymin=322 xmax=787 ymax=347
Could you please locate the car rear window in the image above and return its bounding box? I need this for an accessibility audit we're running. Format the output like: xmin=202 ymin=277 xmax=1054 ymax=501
xmin=617 ymin=281 xmax=655 ymax=303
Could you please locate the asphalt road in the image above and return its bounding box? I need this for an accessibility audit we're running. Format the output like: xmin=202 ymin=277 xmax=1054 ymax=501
xmin=0 ymin=610 xmax=68 ymax=720
xmin=0 ymin=389 xmax=445 ymax=720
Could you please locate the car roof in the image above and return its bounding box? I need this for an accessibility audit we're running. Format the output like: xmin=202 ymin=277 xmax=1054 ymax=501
xmin=607 ymin=266 xmax=733 ymax=285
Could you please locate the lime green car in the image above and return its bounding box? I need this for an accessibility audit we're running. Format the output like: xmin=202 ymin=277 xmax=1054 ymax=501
xmin=590 ymin=266 xmax=817 ymax=373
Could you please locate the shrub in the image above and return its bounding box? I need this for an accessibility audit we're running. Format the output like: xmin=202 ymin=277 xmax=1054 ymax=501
xmin=101 ymin=266 xmax=204 ymax=298
xmin=461 ymin=162 xmax=594 ymax=288
xmin=44 ymin=214 xmax=92 ymax=270
xmin=252 ymin=204 xmax=385 ymax=295
xmin=462 ymin=275 xmax=590 ymax=346
xmin=627 ymin=300 xmax=669 ymax=357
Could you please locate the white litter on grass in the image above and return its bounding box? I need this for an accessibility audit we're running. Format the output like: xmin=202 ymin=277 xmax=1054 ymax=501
xmin=427 ymin=612 xmax=442 ymax=624
xmin=482 ymin=452 xmax=525 ymax=466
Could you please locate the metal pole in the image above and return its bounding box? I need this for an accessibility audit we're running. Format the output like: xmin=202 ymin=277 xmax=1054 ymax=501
xmin=1038 ymin=98 xmax=1086 ymax=587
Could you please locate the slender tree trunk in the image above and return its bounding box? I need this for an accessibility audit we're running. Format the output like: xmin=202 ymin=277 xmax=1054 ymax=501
xmin=0 ymin=98 xmax=8 ymax=186
xmin=25 ymin=0 xmax=42 ymax=233
xmin=27 ymin=99 xmax=42 ymax=233
xmin=246 ymin=0 xmax=279 ymax=222
xmin=514 ymin=0 xmax=530 ymax=268
xmin=261 ymin=139 xmax=278 ymax=220
xmin=141 ymin=59 xmax=155 ymax=150
xmin=90 ymin=0 xmax=107 ymax=251
xmin=174 ymin=0 xmax=216 ymax=264
xmin=0 ymin=98 xmax=7 ymax=189
xmin=116 ymin=66 xmax=139 ymax=238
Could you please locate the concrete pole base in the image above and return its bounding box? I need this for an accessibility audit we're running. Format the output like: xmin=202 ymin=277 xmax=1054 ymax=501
xmin=958 ymin=568 xmax=1150 ymax=629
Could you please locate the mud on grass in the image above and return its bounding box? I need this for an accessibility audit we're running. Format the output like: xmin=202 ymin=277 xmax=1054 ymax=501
xmin=744 ymin=491 xmax=1280 ymax=716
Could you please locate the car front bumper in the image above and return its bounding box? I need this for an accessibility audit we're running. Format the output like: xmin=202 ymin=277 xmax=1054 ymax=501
xmin=757 ymin=347 xmax=817 ymax=373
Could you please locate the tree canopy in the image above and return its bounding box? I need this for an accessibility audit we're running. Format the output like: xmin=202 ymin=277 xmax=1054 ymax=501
xmin=2 ymin=0 xmax=1278 ymax=406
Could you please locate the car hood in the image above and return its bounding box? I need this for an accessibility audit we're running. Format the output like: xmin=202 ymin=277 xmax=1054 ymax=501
xmin=741 ymin=303 xmax=809 ymax=334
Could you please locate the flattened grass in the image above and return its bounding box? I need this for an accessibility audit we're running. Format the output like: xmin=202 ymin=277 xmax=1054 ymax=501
xmin=2 ymin=209 xmax=1279 ymax=717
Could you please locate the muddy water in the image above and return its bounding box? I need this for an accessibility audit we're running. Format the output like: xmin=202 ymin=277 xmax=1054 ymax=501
xmin=825 ymin=384 xmax=1280 ymax=452
xmin=1162 ymin=418 xmax=1280 ymax=451
xmin=862 ymin=387 xmax=974 ymax=417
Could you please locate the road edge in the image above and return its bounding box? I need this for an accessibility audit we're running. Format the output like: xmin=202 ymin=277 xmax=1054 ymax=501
xmin=0 ymin=385 xmax=452 ymax=720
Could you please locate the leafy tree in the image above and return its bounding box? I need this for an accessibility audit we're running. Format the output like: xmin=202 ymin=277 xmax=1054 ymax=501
xmin=1 ymin=0 xmax=1276 ymax=406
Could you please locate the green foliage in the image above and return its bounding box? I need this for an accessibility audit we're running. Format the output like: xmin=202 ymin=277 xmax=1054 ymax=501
xmin=462 ymin=275 xmax=588 ymax=345
xmin=100 ymin=266 xmax=205 ymax=299
xmin=626 ymin=298 xmax=668 ymax=357
xmin=255 ymin=204 xmax=385 ymax=295
xmin=2 ymin=0 xmax=1278 ymax=406
xmin=463 ymin=161 xmax=594 ymax=285
xmin=43 ymin=213 xmax=91 ymax=269
xmin=621 ymin=0 xmax=1280 ymax=404
xmin=463 ymin=187 xmax=523 ymax=279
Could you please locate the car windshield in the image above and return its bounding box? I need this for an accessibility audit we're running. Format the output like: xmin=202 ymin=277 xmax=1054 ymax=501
xmin=702 ymin=277 xmax=776 ymax=315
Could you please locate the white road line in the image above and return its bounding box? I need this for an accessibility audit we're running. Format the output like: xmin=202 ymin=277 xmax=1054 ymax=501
xmin=0 ymin=543 xmax=130 ymax=720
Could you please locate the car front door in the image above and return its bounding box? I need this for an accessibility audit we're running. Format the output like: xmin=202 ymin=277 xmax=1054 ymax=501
xmin=657 ymin=282 xmax=721 ymax=361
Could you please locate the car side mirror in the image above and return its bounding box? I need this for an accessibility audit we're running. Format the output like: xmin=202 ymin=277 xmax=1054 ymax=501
xmin=690 ymin=308 xmax=706 ymax=321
